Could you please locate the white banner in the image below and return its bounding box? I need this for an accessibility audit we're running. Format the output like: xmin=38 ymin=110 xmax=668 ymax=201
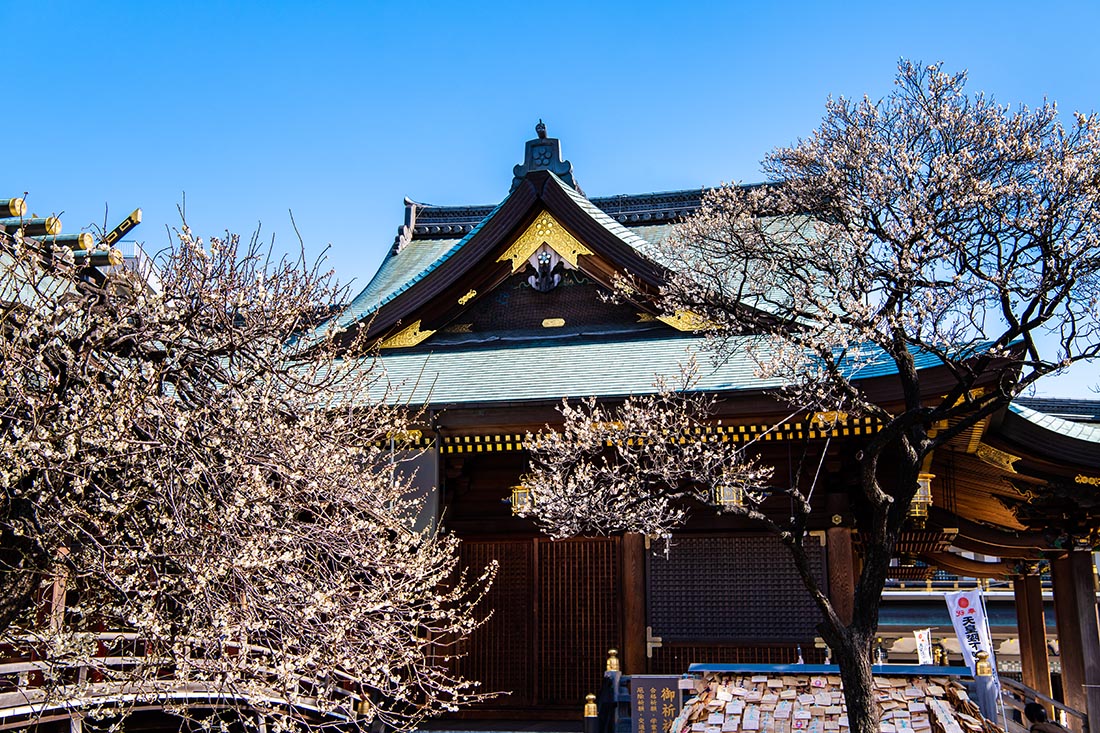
xmin=913 ymin=628 xmax=934 ymax=666
xmin=945 ymin=589 xmax=995 ymax=673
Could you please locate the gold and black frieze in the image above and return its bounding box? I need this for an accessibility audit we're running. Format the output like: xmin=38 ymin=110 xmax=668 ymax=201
xmin=410 ymin=416 xmax=884 ymax=455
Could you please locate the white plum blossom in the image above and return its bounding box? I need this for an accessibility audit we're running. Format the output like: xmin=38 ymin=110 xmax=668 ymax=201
xmin=523 ymin=62 xmax=1100 ymax=733
xmin=0 ymin=225 xmax=494 ymax=731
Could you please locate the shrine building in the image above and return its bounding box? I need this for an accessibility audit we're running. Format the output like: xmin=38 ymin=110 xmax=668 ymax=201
xmin=323 ymin=124 xmax=1100 ymax=727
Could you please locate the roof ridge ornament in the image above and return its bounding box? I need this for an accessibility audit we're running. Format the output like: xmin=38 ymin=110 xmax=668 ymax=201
xmin=511 ymin=120 xmax=582 ymax=194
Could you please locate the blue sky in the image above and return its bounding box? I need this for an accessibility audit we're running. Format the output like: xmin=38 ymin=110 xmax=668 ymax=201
xmin=7 ymin=1 xmax=1099 ymax=394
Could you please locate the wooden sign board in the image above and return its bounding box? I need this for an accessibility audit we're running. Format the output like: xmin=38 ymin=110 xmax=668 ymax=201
xmin=632 ymin=676 xmax=683 ymax=733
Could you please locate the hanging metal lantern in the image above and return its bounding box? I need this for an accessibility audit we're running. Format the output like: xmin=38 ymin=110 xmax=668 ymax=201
xmin=715 ymin=482 xmax=745 ymax=507
xmin=909 ymin=473 xmax=934 ymax=526
xmin=510 ymin=484 xmax=532 ymax=514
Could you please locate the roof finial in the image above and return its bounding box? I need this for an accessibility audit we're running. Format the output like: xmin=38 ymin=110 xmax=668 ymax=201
xmin=511 ymin=120 xmax=582 ymax=194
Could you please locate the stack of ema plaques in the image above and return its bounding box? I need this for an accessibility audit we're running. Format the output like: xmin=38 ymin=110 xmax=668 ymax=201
xmin=670 ymin=673 xmax=1001 ymax=733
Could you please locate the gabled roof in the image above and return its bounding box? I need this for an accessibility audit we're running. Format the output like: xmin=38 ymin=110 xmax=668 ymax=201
xmin=325 ymin=169 xmax=682 ymax=349
xmin=328 ymin=184 xmax=710 ymax=342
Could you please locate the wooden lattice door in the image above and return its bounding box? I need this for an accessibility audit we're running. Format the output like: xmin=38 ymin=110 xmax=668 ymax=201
xmin=453 ymin=537 xmax=620 ymax=711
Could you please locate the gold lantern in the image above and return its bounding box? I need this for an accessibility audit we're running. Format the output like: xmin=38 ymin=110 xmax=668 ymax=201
xmin=715 ymin=482 xmax=745 ymax=507
xmin=510 ymin=484 xmax=532 ymax=514
xmin=909 ymin=473 xmax=934 ymax=526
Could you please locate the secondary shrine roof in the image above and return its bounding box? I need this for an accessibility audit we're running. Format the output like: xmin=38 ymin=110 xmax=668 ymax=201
xmin=1014 ymin=397 xmax=1100 ymax=423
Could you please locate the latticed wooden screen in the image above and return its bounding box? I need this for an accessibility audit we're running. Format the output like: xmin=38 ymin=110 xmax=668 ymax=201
xmin=453 ymin=541 xmax=533 ymax=708
xmin=453 ymin=538 xmax=620 ymax=709
xmin=647 ymin=535 xmax=826 ymax=642
xmin=535 ymin=538 xmax=621 ymax=706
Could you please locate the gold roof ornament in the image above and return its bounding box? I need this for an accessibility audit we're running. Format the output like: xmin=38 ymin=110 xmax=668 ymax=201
xmin=379 ymin=319 xmax=435 ymax=349
xmin=812 ymin=411 xmax=849 ymax=427
xmin=497 ymin=210 xmax=593 ymax=273
xmin=2 ymin=198 xmax=26 ymax=217
xmin=657 ymin=310 xmax=713 ymax=332
xmin=975 ymin=443 xmax=1021 ymax=473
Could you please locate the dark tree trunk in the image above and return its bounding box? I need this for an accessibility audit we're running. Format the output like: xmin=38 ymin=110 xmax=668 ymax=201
xmin=816 ymin=439 xmax=920 ymax=733
xmin=821 ymin=625 xmax=879 ymax=733
xmin=0 ymin=530 xmax=47 ymax=634
xmin=0 ymin=492 xmax=50 ymax=634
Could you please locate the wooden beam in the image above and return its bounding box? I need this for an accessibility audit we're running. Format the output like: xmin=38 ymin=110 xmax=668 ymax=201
xmin=1013 ymin=573 xmax=1053 ymax=708
xmin=921 ymin=552 xmax=1015 ymax=579
xmin=929 ymin=506 xmax=1050 ymax=550
xmin=950 ymin=533 xmax=1043 ymax=560
xmin=620 ymin=533 xmax=647 ymax=675
xmin=826 ymin=527 xmax=855 ymax=625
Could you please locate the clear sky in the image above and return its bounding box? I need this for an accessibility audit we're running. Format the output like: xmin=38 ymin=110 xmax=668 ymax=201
xmin=7 ymin=0 xmax=1099 ymax=395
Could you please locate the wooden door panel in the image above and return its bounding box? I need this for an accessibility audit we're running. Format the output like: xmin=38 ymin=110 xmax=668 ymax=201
xmin=452 ymin=538 xmax=621 ymax=711
xmin=455 ymin=541 xmax=533 ymax=707
xmin=535 ymin=538 xmax=621 ymax=706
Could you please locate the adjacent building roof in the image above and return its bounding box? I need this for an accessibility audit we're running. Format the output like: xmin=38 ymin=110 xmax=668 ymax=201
xmin=991 ymin=402 xmax=1100 ymax=469
xmin=1014 ymin=397 xmax=1100 ymax=424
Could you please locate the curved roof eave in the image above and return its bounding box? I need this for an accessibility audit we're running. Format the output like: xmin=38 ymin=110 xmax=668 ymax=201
xmin=994 ymin=402 xmax=1100 ymax=469
xmin=321 ymin=199 xmax=509 ymax=340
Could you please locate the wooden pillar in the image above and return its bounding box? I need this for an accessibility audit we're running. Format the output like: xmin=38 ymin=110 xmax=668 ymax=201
xmin=620 ymin=533 xmax=647 ymax=674
xmin=1012 ymin=573 xmax=1052 ymax=705
xmin=826 ymin=527 xmax=855 ymax=626
xmin=1070 ymin=550 xmax=1100 ymax=728
xmin=1051 ymin=550 xmax=1100 ymax=731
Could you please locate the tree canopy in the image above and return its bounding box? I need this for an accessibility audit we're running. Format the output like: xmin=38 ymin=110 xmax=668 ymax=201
xmin=0 ymin=226 xmax=493 ymax=731
xmin=521 ymin=62 xmax=1100 ymax=733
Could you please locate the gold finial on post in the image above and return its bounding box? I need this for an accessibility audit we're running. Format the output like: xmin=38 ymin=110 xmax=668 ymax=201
xmin=606 ymin=648 xmax=620 ymax=672
xmin=975 ymin=651 xmax=992 ymax=677
xmin=584 ymin=693 xmax=598 ymax=717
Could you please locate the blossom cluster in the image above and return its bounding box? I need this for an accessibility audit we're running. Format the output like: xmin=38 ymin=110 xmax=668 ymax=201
xmin=0 ymin=226 xmax=494 ymax=731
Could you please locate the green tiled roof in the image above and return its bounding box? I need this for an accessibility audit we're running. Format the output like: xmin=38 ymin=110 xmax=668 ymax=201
xmin=628 ymin=223 xmax=676 ymax=252
xmin=1014 ymin=397 xmax=1100 ymax=423
xmin=327 ymin=199 xmax=508 ymax=335
xmin=368 ymin=334 xmax=764 ymax=406
xmin=359 ymin=334 xmax=947 ymax=407
xmin=552 ymin=173 xmax=662 ymax=255
xmin=339 ymin=236 xmax=462 ymax=322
